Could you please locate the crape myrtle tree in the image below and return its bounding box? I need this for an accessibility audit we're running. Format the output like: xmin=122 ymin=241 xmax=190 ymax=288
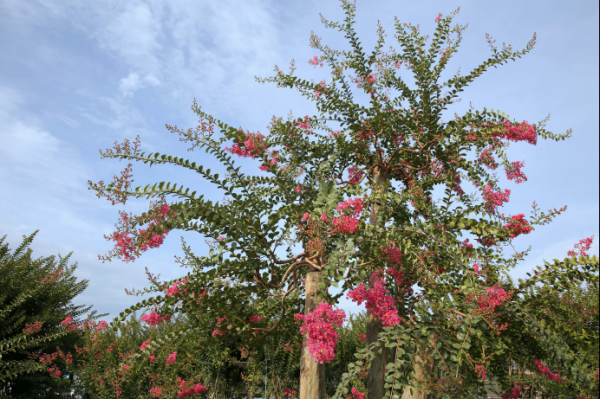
xmin=88 ymin=1 xmax=599 ymax=398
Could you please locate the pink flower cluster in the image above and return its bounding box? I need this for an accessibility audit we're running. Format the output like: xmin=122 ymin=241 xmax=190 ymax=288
xmin=294 ymin=303 xmax=346 ymax=364
xmin=381 ymin=245 xmax=402 ymax=265
xmin=212 ymin=316 xmax=232 ymax=337
xmin=504 ymin=214 xmax=532 ymax=238
xmin=332 ymin=216 xmax=360 ymax=234
xmin=479 ymin=147 xmax=499 ymax=170
xmin=165 ymin=351 xmax=177 ymax=366
xmin=482 ymin=184 xmax=511 ymax=214
xmin=331 ymin=198 xmax=363 ymax=234
xmin=315 ymin=81 xmax=327 ymax=99
xmin=166 ymin=278 xmax=188 ymax=297
xmin=225 ymin=131 xmax=267 ymax=159
xmin=249 ymin=316 xmax=263 ymax=323
xmin=347 ymin=272 xmax=400 ymax=327
xmin=496 ymin=121 xmax=538 ymax=145
xmin=501 ymin=382 xmax=524 ymax=399
xmin=475 ymin=365 xmax=487 ymax=381
xmin=150 ymin=387 xmax=163 ymax=398
xmin=140 ymin=340 xmax=150 ymax=351
xmin=505 ymin=161 xmax=527 ymax=183
xmin=351 ymin=388 xmax=365 ymax=399
xmin=141 ymin=312 xmax=172 ymax=326
xmin=478 ymin=286 xmax=509 ymax=310
xmin=568 ymin=236 xmax=594 ymax=257
xmin=534 ymin=360 xmax=566 ymax=383
xmin=348 ymin=166 xmax=363 ymax=185
xmin=176 ymin=377 xmax=208 ymax=398
xmin=309 ymin=56 xmax=323 ymax=67
xmin=112 ymin=204 xmax=172 ymax=261
xmin=336 ymin=198 xmax=363 ymax=215
xmin=96 ymin=321 xmax=108 ymax=331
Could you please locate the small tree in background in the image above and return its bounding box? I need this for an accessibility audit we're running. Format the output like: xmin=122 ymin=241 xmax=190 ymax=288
xmin=0 ymin=231 xmax=99 ymax=398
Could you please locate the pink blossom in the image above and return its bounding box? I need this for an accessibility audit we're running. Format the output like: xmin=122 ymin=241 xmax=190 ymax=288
xmin=435 ymin=15 xmax=442 ymax=23
xmin=178 ymin=383 xmax=208 ymax=399
xmin=478 ymin=286 xmax=509 ymax=310
xmin=472 ymin=263 xmax=481 ymax=275
xmin=495 ymin=121 xmax=538 ymax=145
xmin=116 ymin=387 xmax=121 ymax=398
xmin=150 ymin=387 xmax=163 ymax=398
xmin=347 ymin=272 xmax=400 ymax=327
xmin=295 ymin=185 xmax=302 ymax=193
xmin=66 ymin=354 xmax=72 ymax=364
xmin=351 ymin=388 xmax=365 ymax=399
xmin=140 ymin=340 xmax=150 ymax=351
xmin=249 ymin=316 xmax=263 ymax=323
xmin=141 ymin=312 xmax=172 ymax=326
xmin=336 ymin=198 xmax=363 ymax=216
xmin=359 ymin=333 xmax=366 ymax=341
xmin=504 ymin=214 xmax=532 ymax=238
xmin=567 ymin=236 xmax=594 ymax=257
xmin=381 ymin=245 xmax=402 ymax=265
xmin=315 ymin=80 xmax=327 ymax=99
xmin=225 ymin=131 xmax=267 ymax=159
xmin=348 ymin=166 xmax=363 ymax=185
xmin=479 ymin=147 xmax=499 ymax=170
xmin=534 ymin=360 xmax=566 ymax=383
xmin=60 ymin=317 xmax=73 ymax=327
xmin=165 ymin=352 xmax=177 ymax=366
xmin=294 ymin=303 xmax=346 ymax=364
xmin=505 ymin=161 xmax=527 ymax=183
xmin=96 ymin=321 xmax=108 ymax=331
xmin=331 ymin=215 xmax=360 ymax=234
xmin=149 ymin=355 xmax=155 ymax=363
xmin=482 ymin=184 xmax=511 ymax=214
xmin=301 ymin=212 xmax=310 ymax=222
xmin=475 ymin=365 xmax=486 ymax=381
xmin=320 ymin=213 xmax=330 ymax=222
xmin=166 ymin=280 xmax=185 ymax=297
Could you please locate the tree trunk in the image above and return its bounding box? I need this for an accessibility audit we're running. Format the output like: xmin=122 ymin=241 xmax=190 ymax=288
xmin=367 ymin=167 xmax=389 ymax=399
xmin=400 ymin=344 xmax=434 ymax=399
xmin=367 ymin=311 xmax=387 ymax=399
xmin=299 ymin=269 xmax=326 ymax=399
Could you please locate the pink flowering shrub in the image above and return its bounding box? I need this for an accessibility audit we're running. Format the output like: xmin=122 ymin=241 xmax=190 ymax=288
xmin=294 ymin=303 xmax=347 ymax=364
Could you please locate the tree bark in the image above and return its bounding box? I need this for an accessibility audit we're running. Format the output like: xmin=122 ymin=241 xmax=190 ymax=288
xmin=367 ymin=167 xmax=390 ymax=399
xmin=299 ymin=270 xmax=326 ymax=399
xmin=367 ymin=311 xmax=387 ymax=399
xmin=400 ymin=343 xmax=435 ymax=399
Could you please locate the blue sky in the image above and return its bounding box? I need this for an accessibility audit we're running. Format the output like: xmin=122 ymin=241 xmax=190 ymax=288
xmin=0 ymin=0 xmax=598 ymax=321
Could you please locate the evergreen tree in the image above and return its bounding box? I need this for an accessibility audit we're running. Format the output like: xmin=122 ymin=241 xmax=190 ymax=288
xmin=0 ymin=230 xmax=98 ymax=398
